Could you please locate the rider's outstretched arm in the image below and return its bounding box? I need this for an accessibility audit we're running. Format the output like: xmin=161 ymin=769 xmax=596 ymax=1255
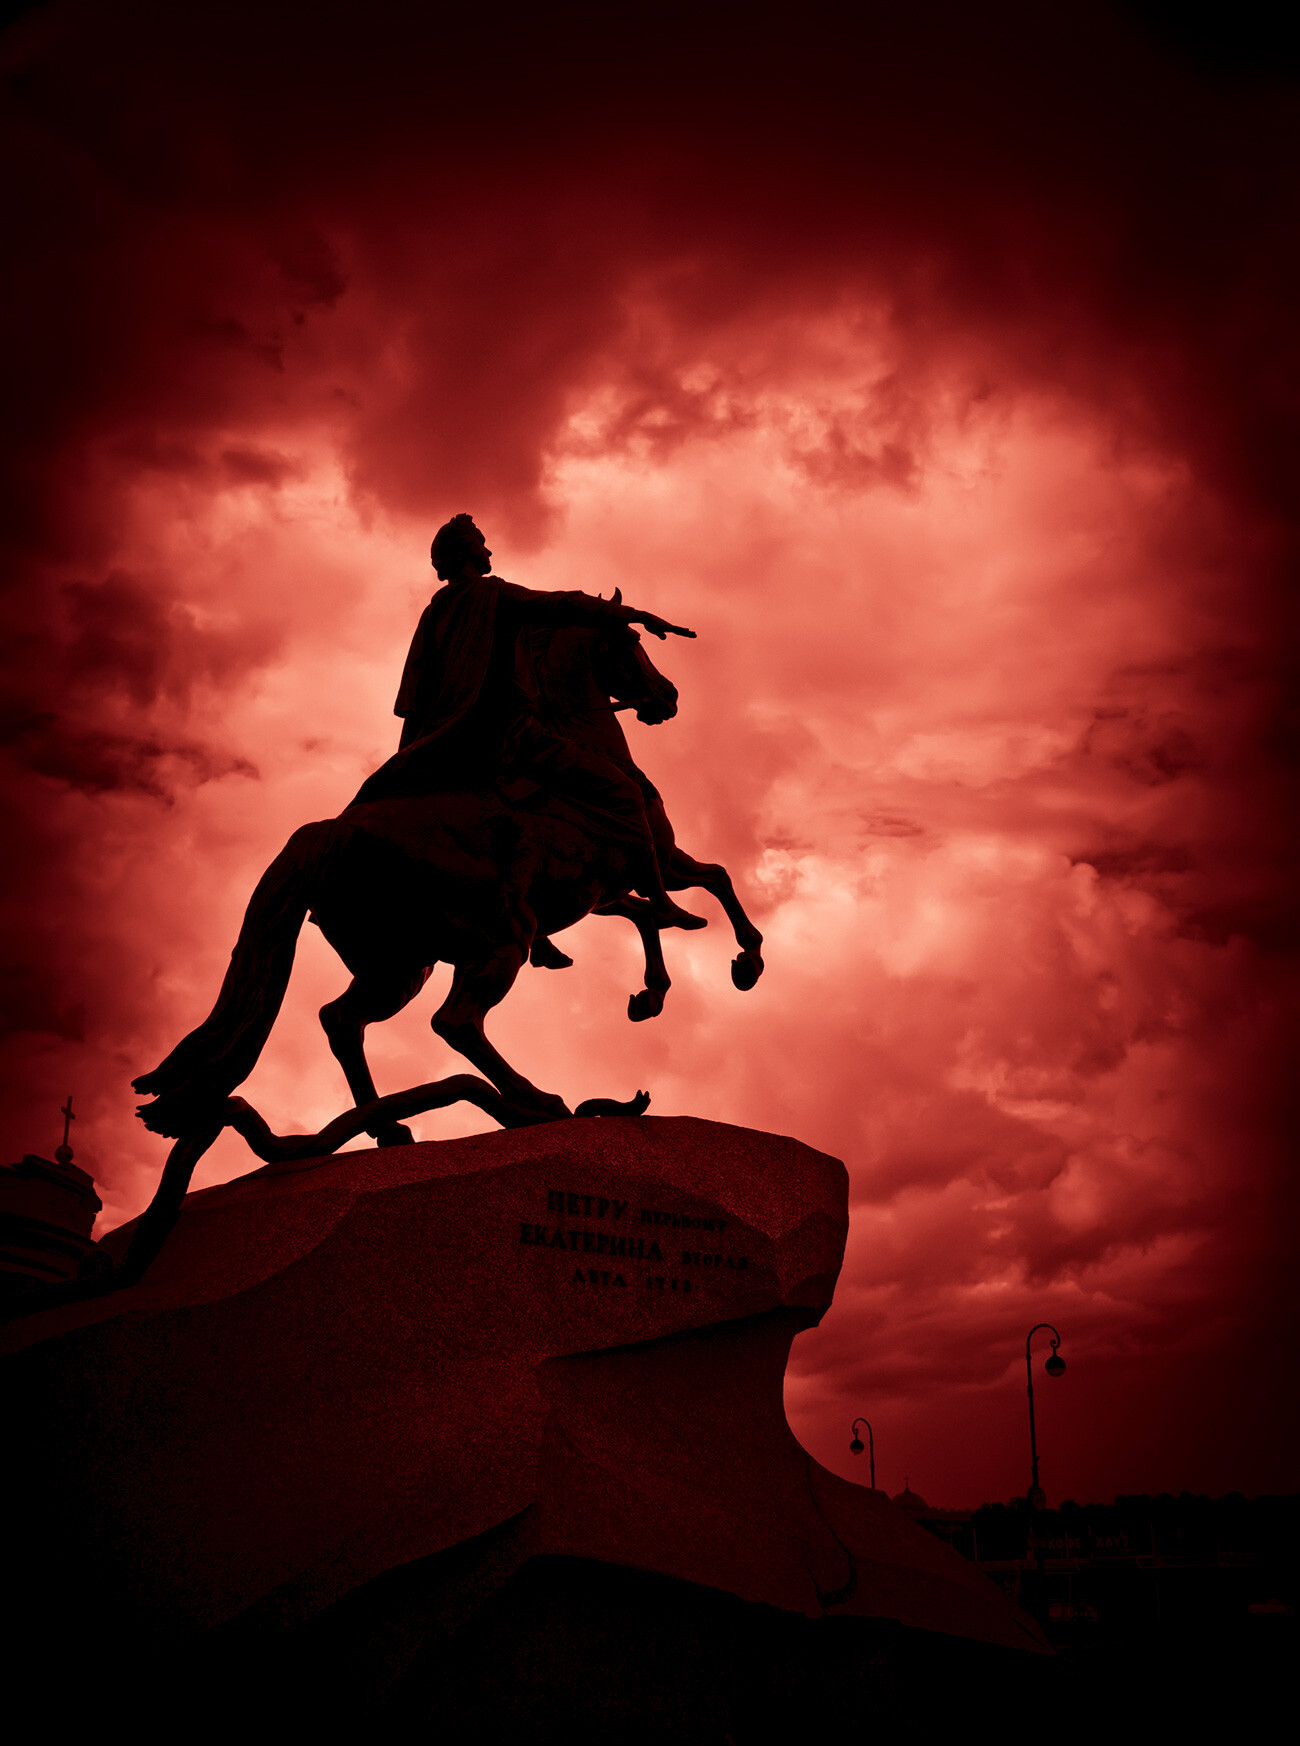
xmin=497 ymin=580 xmax=695 ymax=640
xmin=627 ymin=608 xmax=695 ymax=640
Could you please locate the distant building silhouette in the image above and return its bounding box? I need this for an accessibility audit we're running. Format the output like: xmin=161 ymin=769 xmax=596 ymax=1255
xmin=891 ymin=1481 xmax=929 ymax=1515
xmin=903 ymin=1492 xmax=1297 ymax=1642
xmin=0 ymin=1110 xmax=102 ymax=1296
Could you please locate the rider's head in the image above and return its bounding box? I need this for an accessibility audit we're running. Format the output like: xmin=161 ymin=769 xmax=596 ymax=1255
xmin=431 ymin=514 xmax=492 ymax=581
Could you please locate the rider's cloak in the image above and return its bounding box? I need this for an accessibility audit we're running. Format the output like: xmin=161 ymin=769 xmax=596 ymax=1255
xmin=348 ymin=575 xmax=629 ymax=807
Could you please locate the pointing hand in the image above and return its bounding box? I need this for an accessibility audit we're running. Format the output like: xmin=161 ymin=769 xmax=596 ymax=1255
xmin=638 ymin=612 xmax=696 ymax=640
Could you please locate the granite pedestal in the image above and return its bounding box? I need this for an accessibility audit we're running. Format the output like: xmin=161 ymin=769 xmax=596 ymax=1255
xmin=3 ymin=1117 xmax=1047 ymax=1734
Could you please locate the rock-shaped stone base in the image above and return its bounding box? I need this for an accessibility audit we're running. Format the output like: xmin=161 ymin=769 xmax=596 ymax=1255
xmin=2 ymin=1115 xmax=1046 ymax=1708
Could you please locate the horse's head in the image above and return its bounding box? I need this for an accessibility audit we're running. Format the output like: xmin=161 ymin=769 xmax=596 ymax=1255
xmin=595 ymin=595 xmax=679 ymax=724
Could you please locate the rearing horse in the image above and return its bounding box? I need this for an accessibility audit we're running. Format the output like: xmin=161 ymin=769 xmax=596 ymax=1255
xmin=134 ymin=618 xmax=763 ymax=1147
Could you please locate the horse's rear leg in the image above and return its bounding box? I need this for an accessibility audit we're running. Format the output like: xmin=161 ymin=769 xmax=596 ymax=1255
xmin=665 ymin=848 xmax=765 ymax=990
xmin=594 ymin=895 xmax=671 ymax=1022
xmin=431 ymin=943 xmax=569 ymax=1120
xmin=321 ymin=964 xmax=431 ymax=1146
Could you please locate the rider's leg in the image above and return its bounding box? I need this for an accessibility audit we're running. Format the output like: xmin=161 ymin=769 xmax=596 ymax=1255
xmin=624 ymin=843 xmax=707 ymax=930
xmin=518 ymin=730 xmax=705 ymax=930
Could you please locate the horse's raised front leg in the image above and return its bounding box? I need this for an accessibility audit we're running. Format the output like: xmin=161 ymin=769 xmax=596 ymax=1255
xmin=431 ymin=943 xmax=570 ymax=1121
xmin=320 ymin=964 xmax=431 ymax=1146
xmin=664 ymin=847 xmax=765 ymax=990
xmin=641 ymin=794 xmax=763 ymax=991
xmin=594 ymin=895 xmax=672 ymax=1022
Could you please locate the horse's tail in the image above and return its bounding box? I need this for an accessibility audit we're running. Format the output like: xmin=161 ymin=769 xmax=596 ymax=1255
xmin=133 ymin=820 xmax=336 ymax=1136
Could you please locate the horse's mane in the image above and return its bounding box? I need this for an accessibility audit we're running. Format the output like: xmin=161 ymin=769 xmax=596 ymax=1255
xmin=521 ymin=616 xmax=633 ymax=720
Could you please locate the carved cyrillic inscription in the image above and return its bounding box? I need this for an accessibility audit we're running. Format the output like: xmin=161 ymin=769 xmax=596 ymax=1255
xmin=681 ymin=1250 xmax=749 ymax=1271
xmin=547 ymin=1191 xmax=628 ymax=1219
xmin=519 ymin=1186 xmax=751 ymax=1293
xmin=521 ymin=1223 xmax=664 ymax=1261
xmin=639 ymin=1205 xmax=729 ymax=1232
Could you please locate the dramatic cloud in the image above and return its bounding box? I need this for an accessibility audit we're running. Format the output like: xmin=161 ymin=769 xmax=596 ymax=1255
xmin=1 ymin=0 xmax=1294 ymax=1502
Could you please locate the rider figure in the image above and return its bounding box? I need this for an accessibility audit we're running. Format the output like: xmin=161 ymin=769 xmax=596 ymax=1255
xmin=351 ymin=515 xmax=704 ymax=932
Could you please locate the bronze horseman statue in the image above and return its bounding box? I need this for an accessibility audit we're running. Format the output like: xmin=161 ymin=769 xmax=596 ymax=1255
xmin=124 ymin=516 xmax=764 ymax=1247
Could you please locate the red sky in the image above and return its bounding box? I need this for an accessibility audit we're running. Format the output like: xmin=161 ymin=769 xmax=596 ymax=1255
xmin=2 ymin=0 xmax=1296 ymax=1505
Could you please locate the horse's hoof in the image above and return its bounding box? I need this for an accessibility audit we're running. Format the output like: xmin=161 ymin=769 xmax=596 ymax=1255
xmin=628 ymin=988 xmax=666 ymax=1022
xmin=373 ymin=1122 xmax=415 ymax=1147
xmin=499 ymin=1089 xmax=573 ymax=1127
xmin=135 ymin=1098 xmax=177 ymax=1137
xmin=731 ymin=950 xmax=764 ymax=991
xmin=134 ymin=1091 xmax=226 ymax=1140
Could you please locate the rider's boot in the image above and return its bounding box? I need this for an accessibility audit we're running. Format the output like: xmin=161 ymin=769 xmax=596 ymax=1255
xmin=631 ymin=850 xmax=707 ymax=931
xmin=530 ymin=935 xmax=574 ymax=969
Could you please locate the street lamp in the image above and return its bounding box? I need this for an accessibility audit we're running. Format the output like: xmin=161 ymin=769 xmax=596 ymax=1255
xmin=1024 ymin=1323 xmax=1065 ymax=1508
xmin=849 ymin=1417 xmax=876 ymax=1490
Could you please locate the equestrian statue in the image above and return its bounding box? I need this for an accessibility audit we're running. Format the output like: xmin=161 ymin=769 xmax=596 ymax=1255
xmin=104 ymin=517 xmax=764 ymax=1282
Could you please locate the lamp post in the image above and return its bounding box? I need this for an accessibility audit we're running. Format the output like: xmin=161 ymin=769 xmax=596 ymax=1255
xmin=1024 ymin=1323 xmax=1065 ymax=1508
xmin=849 ymin=1417 xmax=876 ymax=1490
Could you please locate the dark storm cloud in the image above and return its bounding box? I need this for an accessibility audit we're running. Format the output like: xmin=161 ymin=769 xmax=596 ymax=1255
xmin=1 ymin=567 xmax=272 ymax=790
xmin=7 ymin=0 xmax=1295 ymax=523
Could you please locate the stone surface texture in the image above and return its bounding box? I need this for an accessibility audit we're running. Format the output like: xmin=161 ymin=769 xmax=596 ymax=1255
xmin=2 ymin=1116 xmax=1045 ymax=1658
